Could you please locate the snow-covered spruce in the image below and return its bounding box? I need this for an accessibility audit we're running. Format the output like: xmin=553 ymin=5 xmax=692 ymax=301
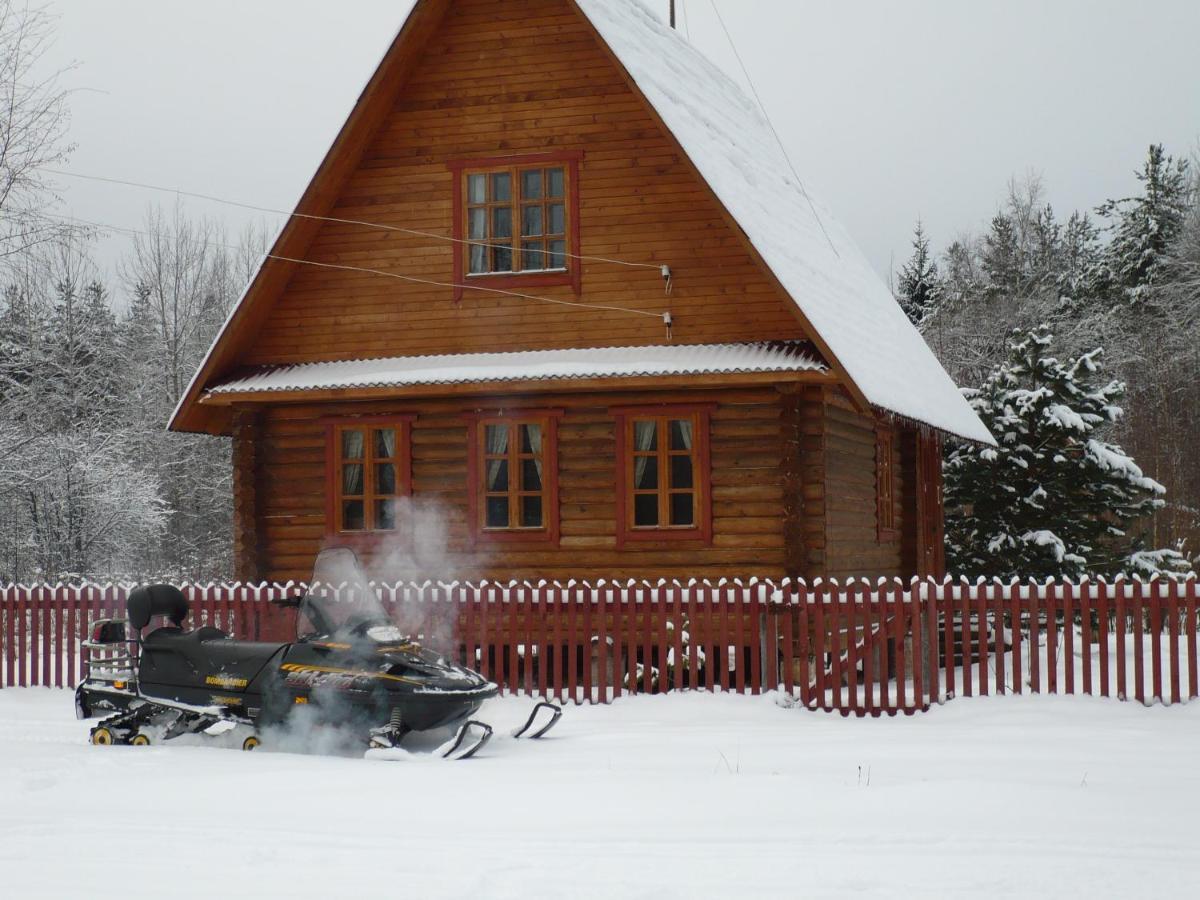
xmin=944 ymin=326 xmax=1188 ymax=579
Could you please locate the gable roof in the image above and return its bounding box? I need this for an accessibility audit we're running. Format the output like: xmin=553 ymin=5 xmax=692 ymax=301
xmin=170 ymin=0 xmax=993 ymax=445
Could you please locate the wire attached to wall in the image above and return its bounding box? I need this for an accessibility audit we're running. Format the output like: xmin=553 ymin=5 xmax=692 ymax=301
xmin=705 ymin=0 xmax=841 ymax=259
xmin=44 ymin=168 xmax=670 ymax=274
xmin=42 ymin=211 xmax=675 ymax=327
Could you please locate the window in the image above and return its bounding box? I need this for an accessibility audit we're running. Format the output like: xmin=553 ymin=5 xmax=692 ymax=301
xmin=613 ymin=406 xmax=713 ymax=547
xmin=465 ymin=412 xmax=561 ymax=544
xmin=449 ymin=152 xmax=582 ymax=299
xmin=325 ymin=418 xmax=413 ymax=535
xmin=876 ymin=424 xmax=898 ymax=540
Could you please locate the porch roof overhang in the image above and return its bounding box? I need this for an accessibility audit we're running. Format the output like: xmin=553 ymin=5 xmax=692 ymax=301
xmin=200 ymin=341 xmax=831 ymax=407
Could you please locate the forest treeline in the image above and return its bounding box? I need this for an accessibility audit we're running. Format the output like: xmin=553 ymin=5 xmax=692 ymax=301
xmin=897 ymin=145 xmax=1199 ymax=576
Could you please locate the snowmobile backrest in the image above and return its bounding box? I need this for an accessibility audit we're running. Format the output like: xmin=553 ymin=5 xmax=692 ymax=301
xmin=127 ymin=584 xmax=190 ymax=632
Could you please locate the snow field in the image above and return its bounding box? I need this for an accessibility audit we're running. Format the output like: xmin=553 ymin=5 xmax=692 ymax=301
xmin=3 ymin=689 xmax=1200 ymax=899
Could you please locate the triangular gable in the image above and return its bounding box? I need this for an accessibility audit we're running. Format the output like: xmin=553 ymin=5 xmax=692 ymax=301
xmin=172 ymin=0 xmax=993 ymax=446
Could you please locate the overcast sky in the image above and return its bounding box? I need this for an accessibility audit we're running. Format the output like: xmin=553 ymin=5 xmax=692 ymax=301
xmin=42 ymin=0 xmax=1200 ymax=287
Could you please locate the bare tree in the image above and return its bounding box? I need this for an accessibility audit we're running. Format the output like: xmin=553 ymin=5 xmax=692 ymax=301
xmin=0 ymin=0 xmax=74 ymax=260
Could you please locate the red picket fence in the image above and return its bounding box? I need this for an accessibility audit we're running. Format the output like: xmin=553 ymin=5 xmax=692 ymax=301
xmin=1 ymin=578 xmax=1198 ymax=715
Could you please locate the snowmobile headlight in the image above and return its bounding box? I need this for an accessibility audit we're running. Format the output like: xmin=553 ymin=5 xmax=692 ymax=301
xmin=366 ymin=625 xmax=406 ymax=643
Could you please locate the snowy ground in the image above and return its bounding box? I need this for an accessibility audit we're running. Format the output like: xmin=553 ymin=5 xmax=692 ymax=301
xmin=2 ymin=690 xmax=1199 ymax=899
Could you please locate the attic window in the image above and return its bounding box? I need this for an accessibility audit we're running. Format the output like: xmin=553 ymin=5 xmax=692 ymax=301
xmin=449 ymin=152 xmax=583 ymax=300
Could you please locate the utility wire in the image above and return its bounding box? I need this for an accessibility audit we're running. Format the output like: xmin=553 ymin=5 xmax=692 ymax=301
xmin=43 ymin=168 xmax=665 ymax=272
xmin=45 ymin=212 xmax=670 ymax=322
xmin=706 ymin=0 xmax=840 ymax=259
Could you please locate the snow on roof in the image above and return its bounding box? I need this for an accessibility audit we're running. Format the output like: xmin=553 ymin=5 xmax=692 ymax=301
xmin=574 ymin=0 xmax=994 ymax=445
xmin=207 ymin=342 xmax=827 ymax=396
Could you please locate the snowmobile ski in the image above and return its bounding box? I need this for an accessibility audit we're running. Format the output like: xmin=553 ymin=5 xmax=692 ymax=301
xmin=441 ymin=720 xmax=494 ymax=760
xmin=512 ymin=701 xmax=562 ymax=739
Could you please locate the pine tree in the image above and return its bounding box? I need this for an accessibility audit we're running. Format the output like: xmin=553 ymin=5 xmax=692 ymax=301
xmin=944 ymin=327 xmax=1188 ymax=579
xmin=1096 ymin=144 xmax=1191 ymax=303
xmin=981 ymin=212 xmax=1023 ymax=299
xmin=895 ymin=220 xmax=942 ymax=327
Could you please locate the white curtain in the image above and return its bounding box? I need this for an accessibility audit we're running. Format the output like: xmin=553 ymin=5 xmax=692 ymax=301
xmin=486 ymin=425 xmax=509 ymax=490
xmin=525 ymin=424 xmax=543 ymax=480
xmin=674 ymin=419 xmax=693 ymax=451
xmin=633 ymin=420 xmax=657 ymax=488
xmin=376 ymin=428 xmax=396 ymax=459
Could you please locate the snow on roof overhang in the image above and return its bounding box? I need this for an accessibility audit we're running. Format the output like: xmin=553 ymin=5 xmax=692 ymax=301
xmin=572 ymin=0 xmax=995 ymax=446
xmin=203 ymin=342 xmax=828 ymax=399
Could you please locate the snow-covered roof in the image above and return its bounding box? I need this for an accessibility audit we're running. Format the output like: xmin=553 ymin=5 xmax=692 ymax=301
xmin=206 ymin=342 xmax=827 ymax=396
xmin=573 ymin=0 xmax=994 ymax=445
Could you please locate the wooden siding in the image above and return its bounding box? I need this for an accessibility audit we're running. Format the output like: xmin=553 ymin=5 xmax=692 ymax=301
xmin=250 ymin=386 xmax=790 ymax=583
xmin=246 ymin=0 xmax=808 ymax=367
xmin=823 ymin=398 xmax=907 ymax=580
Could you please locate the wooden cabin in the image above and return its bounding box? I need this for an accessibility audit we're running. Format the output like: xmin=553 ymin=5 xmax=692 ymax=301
xmin=169 ymin=0 xmax=993 ymax=586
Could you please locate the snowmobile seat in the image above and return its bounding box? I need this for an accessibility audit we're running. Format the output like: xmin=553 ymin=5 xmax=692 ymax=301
xmin=140 ymin=627 xmax=286 ymax=690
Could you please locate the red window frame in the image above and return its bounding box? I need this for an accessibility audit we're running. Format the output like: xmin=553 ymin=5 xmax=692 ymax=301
xmin=612 ymin=404 xmax=714 ymax=549
xmin=464 ymin=410 xmax=562 ymax=545
xmin=876 ymin=423 xmax=899 ymax=542
xmin=323 ymin=415 xmax=415 ymax=539
xmin=448 ymin=151 xmax=583 ymax=302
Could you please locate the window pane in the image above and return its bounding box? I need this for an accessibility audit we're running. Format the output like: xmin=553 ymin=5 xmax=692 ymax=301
xmin=492 ymin=206 xmax=512 ymax=239
xmin=520 ymin=424 xmax=542 ymax=454
xmin=468 ymin=207 xmax=486 ymax=240
xmin=342 ymin=500 xmax=365 ymax=531
xmin=670 ymin=455 xmax=693 ymax=490
xmin=547 ymin=168 xmax=565 ymax=198
xmin=522 ymin=204 xmax=543 ymax=237
xmin=490 ymin=172 xmax=511 ymax=202
xmin=342 ymin=464 xmax=364 ymax=496
xmin=486 ymin=459 xmax=509 ymax=492
xmin=468 ymin=174 xmax=486 ymax=204
xmin=486 ymin=496 xmax=509 ymax=529
xmin=669 ymin=419 xmax=694 ymax=451
xmin=634 ymin=494 xmax=659 ymax=527
xmin=633 ymin=420 xmax=658 ymax=451
xmin=670 ymin=493 xmax=695 ymax=527
xmin=375 ymin=499 xmax=397 ymax=531
xmin=374 ymin=429 xmax=396 ymax=458
xmin=549 ymin=240 xmax=567 ymax=269
xmin=341 ymin=429 xmax=365 ymax=460
xmin=548 ymin=203 xmax=566 ymax=235
xmin=522 ymin=458 xmax=543 ymax=492
xmin=634 ymin=456 xmax=658 ymax=490
xmin=485 ymin=424 xmax=509 ymax=455
xmin=469 ymin=245 xmax=487 ymax=274
xmin=376 ymin=463 xmax=396 ymax=495
xmin=521 ymin=496 xmax=543 ymax=528
xmin=521 ymin=169 xmax=544 ymax=200
xmin=492 ymin=245 xmax=513 ymax=273
xmin=521 ymin=241 xmax=545 ymax=272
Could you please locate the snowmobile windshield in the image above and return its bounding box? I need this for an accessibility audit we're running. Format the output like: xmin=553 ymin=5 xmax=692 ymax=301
xmin=299 ymin=548 xmax=393 ymax=639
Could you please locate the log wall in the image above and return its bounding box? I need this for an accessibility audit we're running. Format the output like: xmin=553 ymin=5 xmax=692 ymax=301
xmin=251 ymin=386 xmax=791 ymax=583
xmin=823 ymin=397 xmax=907 ymax=581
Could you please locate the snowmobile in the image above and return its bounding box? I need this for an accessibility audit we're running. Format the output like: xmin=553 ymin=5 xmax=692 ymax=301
xmin=76 ymin=548 xmax=561 ymax=759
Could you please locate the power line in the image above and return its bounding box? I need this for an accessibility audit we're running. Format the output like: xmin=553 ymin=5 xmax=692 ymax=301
xmin=43 ymin=167 xmax=665 ymax=272
xmin=44 ymin=212 xmax=670 ymax=323
xmin=705 ymin=0 xmax=840 ymax=259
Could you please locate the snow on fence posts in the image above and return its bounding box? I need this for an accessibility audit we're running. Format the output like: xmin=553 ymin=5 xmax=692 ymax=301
xmin=1 ymin=578 xmax=1199 ymax=713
